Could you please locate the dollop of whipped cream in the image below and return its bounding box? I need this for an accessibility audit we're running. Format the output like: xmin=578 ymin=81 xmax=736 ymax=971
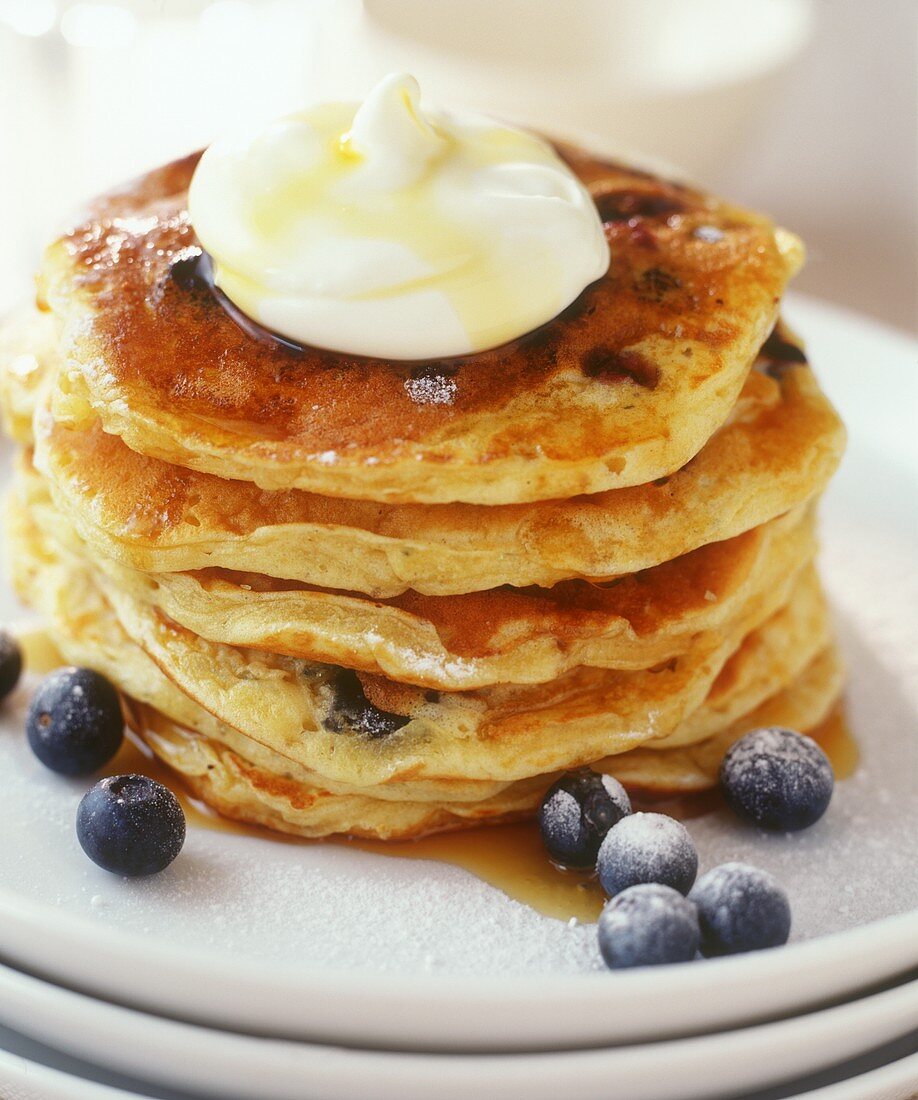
xmin=188 ymin=74 xmax=610 ymax=360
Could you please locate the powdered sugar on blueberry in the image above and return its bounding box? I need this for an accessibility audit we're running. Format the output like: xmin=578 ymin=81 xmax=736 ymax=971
xmin=720 ymin=727 xmax=834 ymax=831
xmin=597 ymin=812 xmax=698 ymax=897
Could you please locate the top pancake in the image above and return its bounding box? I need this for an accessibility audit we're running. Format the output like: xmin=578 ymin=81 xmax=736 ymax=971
xmin=27 ymin=331 xmax=843 ymax=597
xmin=40 ymin=145 xmax=803 ymax=504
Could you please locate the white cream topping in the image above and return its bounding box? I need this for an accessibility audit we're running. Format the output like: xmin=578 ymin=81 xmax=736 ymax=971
xmin=188 ymin=74 xmax=610 ymax=360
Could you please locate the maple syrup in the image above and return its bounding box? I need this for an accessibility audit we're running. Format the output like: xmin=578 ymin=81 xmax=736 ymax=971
xmin=807 ymin=704 xmax=859 ymax=779
xmin=102 ymin=710 xmax=856 ymax=924
xmin=349 ymin=824 xmax=606 ymax=923
xmin=351 ymin=708 xmax=858 ymax=921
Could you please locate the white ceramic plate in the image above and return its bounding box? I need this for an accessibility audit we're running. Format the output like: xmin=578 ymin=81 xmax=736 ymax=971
xmin=792 ymin=1054 xmax=918 ymax=1100
xmin=0 ymin=1050 xmax=148 ymax=1100
xmin=0 ymin=296 xmax=916 ymax=1051
xmin=0 ymin=961 xmax=916 ymax=1100
xmin=0 ymin=1063 xmax=132 ymax=1100
xmin=1 ymin=1033 xmax=916 ymax=1100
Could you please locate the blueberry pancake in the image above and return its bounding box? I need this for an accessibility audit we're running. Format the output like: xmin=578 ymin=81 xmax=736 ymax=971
xmin=127 ymin=644 xmax=841 ymax=841
xmin=9 ymin=495 xmax=835 ymax=838
xmin=41 ymin=149 xmax=801 ymax=505
xmin=20 ymin=448 xmax=815 ymax=687
xmin=23 ymin=326 xmax=842 ymax=598
xmin=9 ymin=493 xmax=828 ymax=796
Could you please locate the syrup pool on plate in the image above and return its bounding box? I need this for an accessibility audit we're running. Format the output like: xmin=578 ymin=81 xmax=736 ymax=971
xmin=105 ymin=699 xmax=858 ymax=925
xmin=24 ymin=628 xmax=855 ymax=923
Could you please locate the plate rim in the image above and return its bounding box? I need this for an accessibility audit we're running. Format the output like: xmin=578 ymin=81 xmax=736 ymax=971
xmin=0 ymin=957 xmax=916 ymax=1100
xmin=1 ymin=888 xmax=916 ymax=1050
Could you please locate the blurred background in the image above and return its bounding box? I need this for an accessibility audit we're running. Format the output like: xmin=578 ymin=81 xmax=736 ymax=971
xmin=0 ymin=0 xmax=914 ymax=331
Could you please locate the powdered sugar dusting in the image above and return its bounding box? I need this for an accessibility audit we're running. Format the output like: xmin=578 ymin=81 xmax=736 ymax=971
xmin=600 ymin=774 xmax=632 ymax=816
xmin=601 ymin=883 xmax=698 ymax=934
xmin=721 ymin=727 xmax=833 ymax=824
xmin=598 ymin=812 xmax=697 ymax=895
xmin=538 ymin=787 xmax=581 ymax=839
xmin=725 ymin=727 xmax=829 ymax=770
xmin=404 ymin=373 xmax=458 ymax=406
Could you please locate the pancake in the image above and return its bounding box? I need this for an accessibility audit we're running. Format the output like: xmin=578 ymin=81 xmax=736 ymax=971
xmin=8 ymin=491 xmax=829 ymax=794
xmin=131 ymin=702 xmax=550 ymax=840
xmin=20 ymin=452 xmax=815 ymax=687
xmin=14 ymin=532 xmax=840 ymax=841
xmin=8 ymin=488 xmax=837 ymax=838
xmin=644 ymin=581 xmax=833 ymax=751
xmin=30 ymin=337 xmax=843 ymax=597
xmin=102 ymin=508 xmax=815 ymax=689
xmin=608 ymin=645 xmax=844 ymax=793
xmin=128 ymin=644 xmax=842 ymax=840
xmin=41 ymin=147 xmax=802 ymax=505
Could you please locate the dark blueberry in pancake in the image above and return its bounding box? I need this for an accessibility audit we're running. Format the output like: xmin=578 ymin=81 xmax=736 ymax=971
xmin=597 ymin=812 xmax=698 ymax=898
xmin=593 ymin=190 xmax=685 ymax=224
xmin=323 ymin=669 xmax=410 ymax=739
xmin=691 ymin=863 xmax=791 ymax=956
xmin=538 ymin=769 xmax=631 ymax=869
xmin=0 ymin=629 xmax=22 ymax=702
xmin=26 ymin=667 xmax=123 ymax=775
xmin=581 ymin=346 xmax=660 ymax=389
xmin=77 ymin=775 xmax=185 ymax=877
xmin=598 ymin=884 xmax=700 ymax=969
xmin=720 ymin=727 xmax=833 ymax=831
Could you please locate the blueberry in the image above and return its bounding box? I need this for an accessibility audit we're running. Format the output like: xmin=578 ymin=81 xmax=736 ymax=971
xmin=598 ymin=884 xmax=700 ymax=969
xmin=720 ymin=727 xmax=833 ymax=831
xmin=0 ymin=630 xmax=22 ymax=702
xmin=27 ymin=667 xmax=123 ymax=776
xmin=538 ymin=769 xmax=632 ymax=869
xmin=691 ymin=862 xmax=791 ymax=956
xmin=323 ymin=669 xmax=410 ymax=739
xmin=76 ymin=775 xmax=186 ymax=877
xmin=597 ymin=812 xmax=698 ymax=897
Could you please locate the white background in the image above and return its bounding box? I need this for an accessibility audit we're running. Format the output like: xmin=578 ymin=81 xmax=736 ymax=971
xmin=0 ymin=0 xmax=914 ymax=331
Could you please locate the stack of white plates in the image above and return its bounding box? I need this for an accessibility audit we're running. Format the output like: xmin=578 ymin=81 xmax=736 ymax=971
xmin=0 ymin=923 xmax=915 ymax=1100
xmin=0 ymin=298 xmax=916 ymax=1100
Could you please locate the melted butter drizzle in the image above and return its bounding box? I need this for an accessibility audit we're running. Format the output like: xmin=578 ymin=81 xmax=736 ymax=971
xmin=169 ymin=248 xmax=591 ymax=409
xmin=172 ymin=248 xmax=574 ymax=370
xmin=170 ymin=225 xmax=803 ymax=413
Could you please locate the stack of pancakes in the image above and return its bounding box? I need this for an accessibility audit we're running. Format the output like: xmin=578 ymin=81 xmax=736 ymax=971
xmin=0 ymin=145 xmax=846 ymax=839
